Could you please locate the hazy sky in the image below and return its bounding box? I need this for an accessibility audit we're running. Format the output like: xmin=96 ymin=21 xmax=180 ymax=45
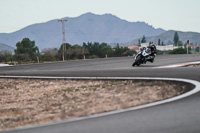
xmin=0 ymin=0 xmax=200 ymax=33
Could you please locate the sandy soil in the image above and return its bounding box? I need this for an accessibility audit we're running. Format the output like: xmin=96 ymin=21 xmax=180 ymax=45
xmin=0 ymin=78 xmax=191 ymax=130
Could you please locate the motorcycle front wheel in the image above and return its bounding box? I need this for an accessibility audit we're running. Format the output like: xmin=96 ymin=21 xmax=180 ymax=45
xmin=132 ymin=55 xmax=141 ymax=66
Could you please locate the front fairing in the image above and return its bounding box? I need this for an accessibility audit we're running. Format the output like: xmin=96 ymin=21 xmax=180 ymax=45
xmin=135 ymin=52 xmax=141 ymax=59
xmin=142 ymin=51 xmax=149 ymax=57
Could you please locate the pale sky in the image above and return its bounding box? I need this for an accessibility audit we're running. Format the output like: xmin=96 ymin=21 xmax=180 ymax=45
xmin=0 ymin=0 xmax=200 ymax=33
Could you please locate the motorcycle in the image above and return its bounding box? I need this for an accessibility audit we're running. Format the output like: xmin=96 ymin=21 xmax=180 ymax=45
xmin=132 ymin=47 xmax=152 ymax=66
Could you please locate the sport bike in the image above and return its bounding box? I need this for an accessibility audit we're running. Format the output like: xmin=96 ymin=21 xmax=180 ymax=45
xmin=132 ymin=47 xmax=152 ymax=66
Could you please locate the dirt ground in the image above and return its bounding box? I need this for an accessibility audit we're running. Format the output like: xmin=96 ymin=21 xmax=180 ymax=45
xmin=187 ymin=64 xmax=200 ymax=67
xmin=0 ymin=78 xmax=191 ymax=131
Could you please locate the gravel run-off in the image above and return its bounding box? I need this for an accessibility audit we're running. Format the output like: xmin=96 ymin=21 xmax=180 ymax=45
xmin=0 ymin=78 xmax=193 ymax=131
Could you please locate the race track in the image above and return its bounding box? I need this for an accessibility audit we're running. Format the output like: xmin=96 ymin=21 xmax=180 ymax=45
xmin=0 ymin=54 xmax=200 ymax=133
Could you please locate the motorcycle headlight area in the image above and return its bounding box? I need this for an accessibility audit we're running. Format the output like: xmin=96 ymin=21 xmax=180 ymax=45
xmin=146 ymin=48 xmax=151 ymax=53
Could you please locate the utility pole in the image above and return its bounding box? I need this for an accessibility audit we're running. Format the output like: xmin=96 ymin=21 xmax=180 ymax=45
xmin=58 ymin=19 xmax=67 ymax=61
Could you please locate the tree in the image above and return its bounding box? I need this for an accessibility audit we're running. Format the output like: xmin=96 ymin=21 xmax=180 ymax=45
xmin=0 ymin=51 xmax=13 ymax=63
xmin=113 ymin=44 xmax=129 ymax=57
xmin=158 ymin=39 xmax=161 ymax=46
xmin=58 ymin=43 xmax=72 ymax=60
xmin=161 ymin=41 xmax=164 ymax=46
xmin=100 ymin=43 xmax=113 ymax=57
xmin=141 ymin=35 xmax=146 ymax=43
xmin=40 ymin=48 xmax=58 ymax=61
xmin=14 ymin=38 xmax=39 ymax=63
xmin=173 ymin=32 xmax=179 ymax=46
xmin=138 ymin=39 xmax=141 ymax=46
xmin=71 ymin=45 xmax=89 ymax=59
xmin=178 ymin=41 xmax=183 ymax=47
xmin=82 ymin=42 xmax=113 ymax=58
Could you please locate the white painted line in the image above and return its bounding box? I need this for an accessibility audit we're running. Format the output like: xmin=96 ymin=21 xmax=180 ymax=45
xmin=0 ymin=64 xmax=12 ymax=67
xmin=155 ymin=61 xmax=200 ymax=68
xmin=0 ymin=76 xmax=200 ymax=132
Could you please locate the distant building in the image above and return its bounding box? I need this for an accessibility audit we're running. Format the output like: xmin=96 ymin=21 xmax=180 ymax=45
xmin=128 ymin=45 xmax=140 ymax=52
xmin=156 ymin=45 xmax=180 ymax=51
xmin=140 ymin=43 xmax=150 ymax=48
xmin=128 ymin=43 xmax=184 ymax=52
xmin=141 ymin=43 xmax=184 ymax=51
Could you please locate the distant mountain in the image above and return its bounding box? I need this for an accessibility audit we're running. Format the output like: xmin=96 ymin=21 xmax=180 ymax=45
xmin=125 ymin=30 xmax=200 ymax=46
xmin=0 ymin=43 xmax=14 ymax=53
xmin=0 ymin=12 xmax=165 ymax=50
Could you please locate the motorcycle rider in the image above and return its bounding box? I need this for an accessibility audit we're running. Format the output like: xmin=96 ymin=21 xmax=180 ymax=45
xmin=132 ymin=42 xmax=157 ymax=66
xmin=145 ymin=43 xmax=157 ymax=63
xmin=148 ymin=43 xmax=157 ymax=62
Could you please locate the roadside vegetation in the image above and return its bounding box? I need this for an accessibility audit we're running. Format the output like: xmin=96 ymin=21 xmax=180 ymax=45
xmin=0 ymin=38 xmax=134 ymax=64
xmin=0 ymin=32 xmax=199 ymax=64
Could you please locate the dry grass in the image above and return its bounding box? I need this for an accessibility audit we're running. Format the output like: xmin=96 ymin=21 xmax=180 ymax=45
xmin=0 ymin=79 xmax=191 ymax=130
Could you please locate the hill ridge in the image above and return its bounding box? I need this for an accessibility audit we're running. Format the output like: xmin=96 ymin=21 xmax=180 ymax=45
xmin=0 ymin=12 xmax=165 ymax=50
xmin=124 ymin=30 xmax=200 ymax=46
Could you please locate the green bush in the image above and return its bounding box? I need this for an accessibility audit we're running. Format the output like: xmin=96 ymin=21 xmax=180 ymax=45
xmin=167 ymin=47 xmax=188 ymax=54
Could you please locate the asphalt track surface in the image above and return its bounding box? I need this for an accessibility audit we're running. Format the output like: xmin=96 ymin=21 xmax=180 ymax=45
xmin=0 ymin=54 xmax=200 ymax=133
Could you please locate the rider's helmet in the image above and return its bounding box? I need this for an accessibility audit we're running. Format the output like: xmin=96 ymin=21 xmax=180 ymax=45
xmin=146 ymin=48 xmax=151 ymax=53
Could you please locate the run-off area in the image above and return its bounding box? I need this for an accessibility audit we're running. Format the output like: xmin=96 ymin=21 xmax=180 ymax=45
xmin=0 ymin=78 xmax=194 ymax=130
